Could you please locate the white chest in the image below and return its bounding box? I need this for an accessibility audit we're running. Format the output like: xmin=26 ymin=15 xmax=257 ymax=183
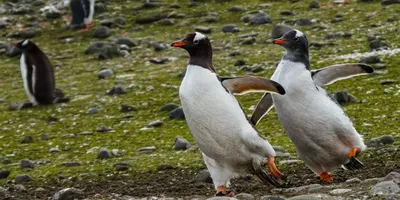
xmin=20 ymin=54 xmax=38 ymax=105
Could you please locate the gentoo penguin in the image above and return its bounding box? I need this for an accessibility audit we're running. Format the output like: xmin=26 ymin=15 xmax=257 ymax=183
xmin=251 ymin=29 xmax=373 ymax=182
xmin=68 ymin=0 xmax=95 ymax=30
xmin=13 ymin=39 xmax=70 ymax=108
xmin=171 ymin=32 xmax=286 ymax=196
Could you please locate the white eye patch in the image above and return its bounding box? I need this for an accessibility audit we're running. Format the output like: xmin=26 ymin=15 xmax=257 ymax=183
xmin=193 ymin=32 xmax=206 ymax=44
xmin=294 ymin=30 xmax=304 ymax=38
xmin=22 ymin=39 xmax=29 ymax=46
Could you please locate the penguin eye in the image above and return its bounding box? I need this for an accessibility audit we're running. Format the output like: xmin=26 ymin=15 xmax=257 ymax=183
xmin=193 ymin=39 xmax=199 ymax=45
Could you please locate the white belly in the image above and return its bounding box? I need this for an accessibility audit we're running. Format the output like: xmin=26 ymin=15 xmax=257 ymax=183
xmin=20 ymin=54 xmax=38 ymax=105
xmin=179 ymin=65 xmax=263 ymax=166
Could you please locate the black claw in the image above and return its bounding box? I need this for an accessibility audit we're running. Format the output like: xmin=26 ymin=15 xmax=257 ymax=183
xmin=344 ymin=157 xmax=364 ymax=170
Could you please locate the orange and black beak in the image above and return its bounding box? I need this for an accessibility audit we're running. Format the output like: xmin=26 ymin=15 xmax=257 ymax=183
xmin=171 ymin=41 xmax=187 ymax=48
xmin=273 ymin=39 xmax=288 ymax=45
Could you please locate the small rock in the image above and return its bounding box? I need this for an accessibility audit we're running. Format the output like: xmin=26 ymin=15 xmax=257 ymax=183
xmin=96 ymin=127 xmax=114 ymax=133
xmin=229 ymin=6 xmax=245 ymax=12
xmin=384 ymin=172 xmax=400 ymax=184
xmin=0 ymin=170 xmax=10 ymax=179
xmin=287 ymin=194 xmax=335 ymax=200
xmin=333 ymin=91 xmax=358 ymax=105
xmin=120 ymin=103 xmax=137 ymax=112
xmin=97 ymin=68 xmax=113 ymax=79
xmin=149 ymin=57 xmax=168 ymax=64
xmin=309 ymin=1 xmax=320 ymax=9
xmin=222 ymin=24 xmax=239 ymax=33
xmin=13 ymin=184 xmax=26 ymax=191
xmin=62 ymin=162 xmax=82 ymax=167
xmin=329 ymin=189 xmax=352 ymax=195
xmin=193 ymin=170 xmax=212 ymax=183
xmin=370 ymin=181 xmax=400 ymax=196
xmin=234 ymin=193 xmax=254 ymax=200
xmin=115 ymin=37 xmax=136 ymax=47
xmin=151 ymin=41 xmax=168 ymax=52
xmin=271 ymin=24 xmax=293 ymax=39
xmin=115 ymin=163 xmax=129 ymax=171
xmin=93 ymin=26 xmax=110 ymax=38
xmin=235 ymin=60 xmax=246 ymax=66
xmin=0 ymin=186 xmax=8 ymax=198
xmin=207 ymin=198 xmax=237 ymax=200
xmin=31 ymin=0 xmax=45 ymax=6
xmin=296 ymin=19 xmax=313 ymax=26
xmin=160 ymin=19 xmax=175 ymax=25
xmin=160 ymin=103 xmax=179 ymax=112
xmin=147 ymin=120 xmax=163 ymax=128
xmin=248 ymin=12 xmax=272 ymax=25
xmin=280 ymin=10 xmax=293 ymax=16
xmin=345 ymin=178 xmax=361 ymax=183
xmin=169 ymin=107 xmax=185 ymax=120
xmin=382 ymin=0 xmax=400 ymax=6
xmin=97 ymin=148 xmax=111 ymax=159
xmin=370 ymin=39 xmax=388 ymax=51
xmin=106 ymin=86 xmax=127 ymax=95
xmin=138 ymin=146 xmax=157 ymax=154
xmin=286 ymin=184 xmax=322 ymax=193
xmin=157 ymin=164 xmax=174 ymax=171
xmin=174 ymin=137 xmax=191 ymax=150
xmin=88 ymin=108 xmax=99 ymax=115
xmin=15 ymin=174 xmax=32 ymax=183
xmin=21 ymin=136 xmax=34 ymax=143
xmin=241 ymin=37 xmax=256 ymax=45
xmin=260 ymin=196 xmax=285 ymax=200
xmin=369 ymin=135 xmax=395 ymax=146
xmin=20 ymin=159 xmax=35 ymax=169
xmin=53 ymin=188 xmax=83 ymax=200
xmin=380 ymin=80 xmax=396 ymax=85
xmin=195 ymin=26 xmax=212 ymax=34
xmin=49 ymin=147 xmax=60 ymax=153
xmin=40 ymin=134 xmax=50 ymax=141
xmin=359 ymin=55 xmax=381 ymax=64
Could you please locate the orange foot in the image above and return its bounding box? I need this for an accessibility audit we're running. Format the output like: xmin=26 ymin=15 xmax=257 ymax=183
xmin=77 ymin=23 xmax=94 ymax=33
xmin=348 ymin=147 xmax=361 ymax=159
xmin=63 ymin=15 xmax=72 ymax=25
xmin=320 ymin=172 xmax=333 ymax=182
xmin=216 ymin=186 xmax=235 ymax=197
xmin=267 ymin=157 xmax=284 ymax=180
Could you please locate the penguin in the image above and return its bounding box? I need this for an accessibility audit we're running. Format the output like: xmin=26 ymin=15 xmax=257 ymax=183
xmin=251 ymin=29 xmax=373 ymax=182
xmin=13 ymin=39 xmax=70 ymax=108
xmin=68 ymin=0 xmax=95 ymax=30
xmin=171 ymin=32 xmax=286 ymax=196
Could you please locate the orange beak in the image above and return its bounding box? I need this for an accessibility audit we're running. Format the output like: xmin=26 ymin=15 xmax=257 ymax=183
xmin=273 ymin=39 xmax=287 ymax=45
xmin=171 ymin=41 xmax=186 ymax=47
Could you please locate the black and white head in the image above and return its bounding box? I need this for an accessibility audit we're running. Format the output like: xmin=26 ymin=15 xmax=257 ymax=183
xmin=171 ymin=32 xmax=215 ymax=72
xmin=12 ymin=39 xmax=35 ymax=51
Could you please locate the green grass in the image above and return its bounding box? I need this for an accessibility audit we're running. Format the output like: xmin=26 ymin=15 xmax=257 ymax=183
xmin=0 ymin=0 xmax=399 ymax=185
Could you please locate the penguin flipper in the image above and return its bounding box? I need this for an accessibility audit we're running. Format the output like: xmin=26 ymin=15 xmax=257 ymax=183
xmin=220 ymin=76 xmax=286 ymax=95
xmin=311 ymin=63 xmax=374 ymax=86
xmin=250 ymin=93 xmax=274 ymax=126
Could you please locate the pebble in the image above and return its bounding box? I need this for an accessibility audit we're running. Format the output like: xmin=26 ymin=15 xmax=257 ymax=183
xmin=285 ymin=184 xmax=323 ymax=193
xmin=13 ymin=184 xmax=26 ymax=191
xmin=234 ymin=193 xmax=254 ymax=200
xmin=160 ymin=103 xmax=179 ymax=112
xmin=88 ymin=107 xmax=99 ymax=115
xmin=296 ymin=19 xmax=313 ymax=26
xmin=287 ymin=194 xmax=335 ymax=200
xmin=93 ymin=26 xmax=110 ymax=38
xmin=20 ymin=159 xmax=35 ymax=169
xmin=98 ymin=68 xmax=113 ymax=79
xmin=345 ymin=178 xmax=361 ymax=183
xmin=260 ymin=196 xmax=285 ymax=200
xmin=174 ymin=137 xmax=191 ymax=150
xmin=280 ymin=10 xmax=294 ymax=16
xmin=120 ymin=103 xmax=137 ymax=112
xmin=53 ymin=188 xmax=83 ymax=200
xmin=115 ymin=37 xmax=136 ymax=47
xmin=147 ymin=120 xmax=163 ymax=128
xmin=21 ymin=135 xmax=34 ymax=143
xmin=207 ymin=197 xmax=237 ymax=200
xmin=169 ymin=107 xmax=185 ymax=120
xmin=309 ymin=1 xmax=320 ymax=9
xmin=62 ymin=162 xmax=82 ymax=167
xmin=383 ymin=172 xmax=400 ymax=184
xmin=370 ymin=180 xmax=400 ymax=196
xmin=222 ymin=24 xmax=239 ymax=33
xmin=115 ymin=163 xmax=130 ymax=171
xmin=369 ymin=135 xmax=395 ymax=147
xmin=241 ymin=37 xmax=256 ymax=45
xmin=49 ymin=147 xmax=60 ymax=153
xmin=193 ymin=170 xmax=212 ymax=183
xmin=333 ymin=91 xmax=358 ymax=105
xmin=380 ymin=80 xmax=396 ymax=85
xmin=329 ymin=189 xmax=352 ymax=195
xmin=97 ymin=148 xmax=112 ymax=159
xmin=228 ymin=6 xmax=245 ymax=12
xmin=0 ymin=187 xmax=8 ymax=198
xmin=195 ymin=26 xmax=212 ymax=34
xmin=248 ymin=12 xmax=272 ymax=25
xmin=359 ymin=55 xmax=381 ymax=64
xmin=106 ymin=86 xmax=127 ymax=95
xmin=0 ymin=170 xmax=10 ymax=179
xmin=40 ymin=134 xmax=50 ymax=141
xmin=149 ymin=57 xmax=168 ymax=64
xmin=15 ymin=174 xmax=33 ymax=183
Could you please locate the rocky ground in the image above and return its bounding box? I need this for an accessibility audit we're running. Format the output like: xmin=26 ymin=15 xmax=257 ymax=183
xmin=0 ymin=0 xmax=400 ymax=199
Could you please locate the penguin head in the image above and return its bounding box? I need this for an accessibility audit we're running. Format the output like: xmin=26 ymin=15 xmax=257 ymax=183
xmin=170 ymin=32 xmax=212 ymax=57
xmin=12 ymin=39 xmax=35 ymax=51
xmin=273 ymin=29 xmax=308 ymax=54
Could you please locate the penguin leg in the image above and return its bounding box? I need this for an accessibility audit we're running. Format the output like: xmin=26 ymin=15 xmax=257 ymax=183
xmin=266 ymin=156 xmax=284 ymax=180
xmin=215 ymin=186 xmax=235 ymax=197
xmin=319 ymin=172 xmax=333 ymax=182
xmin=202 ymin=153 xmax=234 ymax=196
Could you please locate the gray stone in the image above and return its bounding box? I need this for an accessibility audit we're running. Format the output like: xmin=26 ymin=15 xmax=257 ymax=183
xmin=54 ymin=188 xmax=83 ymax=200
xmin=11 ymin=28 xmax=36 ymax=39
xmin=0 ymin=186 xmax=8 ymax=199
xmin=87 ymin=108 xmax=99 ymax=115
xmin=241 ymin=37 xmax=256 ymax=45
xmin=360 ymin=55 xmax=381 ymax=64
xmin=115 ymin=37 xmax=136 ymax=47
xmin=285 ymin=184 xmax=323 ymax=193
xmin=195 ymin=26 xmax=212 ymax=34
xmin=98 ymin=68 xmax=113 ymax=79
xmin=383 ymin=172 xmax=400 ymax=184
xmin=370 ymin=39 xmax=388 ymax=51
xmin=120 ymin=103 xmax=137 ymax=112
xmin=174 ymin=137 xmax=191 ymax=150
xmin=229 ymin=6 xmax=245 ymax=12
xmin=296 ymin=19 xmax=313 ymax=26
xmin=329 ymin=188 xmax=352 ymax=195
xmin=21 ymin=135 xmax=34 ymax=143
xmin=207 ymin=198 xmax=237 ymax=200
xmin=32 ymin=0 xmax=45 ymax=6
xmin=287 ymin=194 xmax=335 ymax=200
xmin=222 ymin=24 xmax=239 ymax=33
xmin=97 ymin=148 xmax=111 ymax=159
xmin=280 ymin=10 xmax=293 ymax=16
xmin=193 ymin=170 xmax=212 ymax=183
xmin=169 ymin=107 xmax=185 ymax=120
xmin=380 ymin=80 xmax=396 ymax=85
xmin=309 ymin=1 xmax=320 ymax=9
xmin=370 ymin=181 xmax=400 ymax=196
xmin=247 ymin=12 xmax=272 ymax=25
xmin=138 ymin=146 xmax=157 ymax=154
xmin=49 ymin=147 xmax=60 ymax=153
xmin=235 ymin=60 xmax=246 ymax=66
xmin=333 ymin=91 xmax=358 ymax=105
xmin=93 ymin=26 xmax=110 ymax=38
xmin=369 ymin=135 xmax=395 ymax=147
xmin=149 ymin=57 xmax=168 ymax=64
xmin=160 ymin=103 xmax=179 ymax=112
xmin=115 ymin=163 xmax=129 ymax=171
xmin=62 ymin=162 xmax=82 ymax=167
xmin=271 ymin=24 xmax=293 ymax=39
xmin=147 ymin=120 xmax=163 ymax=128
xmin=345 ymin=178 xmax=361 ymax=183
xmin=20 ymin=159 xmax=35 ymax=169
xmin=0 ymin=170 xmax=10 ymax=179
xmin=160 ymin=19 xmax=175 ymax=25
xmin=234 ymin=193 xmax=254 ymax=200
xmin=13 ymin=184 xmax=26 ymax=191
xmin=41 ymin=134 xmax=50 ymax=141
xmin=15 ymin=174 xmax=32 ymax=183
xmin=260 ymin=196 xmax=285 ymax=200
xmin=106 ymin=86 xmax=127 ymax=95
xmin=150 ymin=41 xmax=169 ymax=52
xmin=0 ymin=19 xmax=7 ymax=29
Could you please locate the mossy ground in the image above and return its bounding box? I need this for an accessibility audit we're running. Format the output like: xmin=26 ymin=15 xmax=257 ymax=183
xmin=0 ymin=0 xmax=399 ymax=198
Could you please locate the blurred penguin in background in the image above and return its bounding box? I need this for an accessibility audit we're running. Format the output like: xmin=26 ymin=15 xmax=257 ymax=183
xmin=68 ymin=0 xmax=95 ymax=30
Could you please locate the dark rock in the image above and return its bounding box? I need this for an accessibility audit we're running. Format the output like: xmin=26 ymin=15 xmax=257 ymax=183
xmin=380 ymin=80 xmax=396 ymax=85
xmin=96 ymin=127 xmax=114 ymax=133
xmin=150 ymin=41 xmax=168 ymax=52
xmin=106 ymin=86 xmax=127 ymax=95
xmin=382 ymin=0 xmax=400 ymax=6
xmin=160 ymin=103 xmax=179 ymax=112
xmin=87 ymin=108 xmax=99 ymax=115
xmin=149 ymin=57 xmax=168 ymax=64
xmin=136 ymin=14 xmax=163 ymax=24
xmin=93 ymin=26 xmax=110 ymax=38
xmin=260 ymin=196 xmax=285 ymax=200
xmin=169 ymin=107 xmax=185 ymax=120
xmin=246 ymin=12 xmax=272 ymax=25
xmin=97 ymin=68 xmax=113 ymax=79
xmin=115 ymin=163 xmax=129 ymax=171
xmin=147 ymin=120 xmax=163 ymax=128
xmin=229 ymin=6 xmax=245 ymax=12
xmin=45 ymin=11 xmax=61 ymax=19
xmin=194 ymin=26 xmax=212 ymax=34
xmin=20 ymin=159 xmax=35 ymax=169
xmin=115 ymin=37 xmax=136 ymax=47
xmin=15 ymin=174 xmax=32 ymax=183
xmin=160 ymin=19 xmax=174 ymax=25
xmin=21 ymin=136 xmax=34 ymax=143
xmin=252 ymin=66 xmax=264 ymax=73
xmin=370 ymin=39 xmax=388 ymax=51
xmin=241 ymin=37 xmax=256 ymax=45
xmin=222 ymin=24 xmax=239 ymax=33
xmin=53 ymin=188 xmax=83 ymax=200
xmin=370 ymin=181 xmax=400 ymax=196
xmin=333 ymin=91 xmax=358 ymax=105
xmin=235 ymin=60 xmax=246 ymax=66
xmin=62 ymin=162 xmax=82 ymax=167
xmin=296 ymin=19 xmax=313 ymax=26
xmin=259 ymin=3 xmax=271 ymax=8
xmin=31 ymin=0 xmax=45 ymax=6
xmin=204 ymin=16 xmax=218 ymax=23
xmin=359 ymin=56 xmax=380 ymax=64
xmin=95 ymin=2 xmax=106 ymax=13
xmin=85 ymin=42 xmax=121 ymax=59
xmin=157 ymin=164 xmax=174 ymax=171
xmin=1 ymin=157 xmax=11 ymax=164
xmin=280 ymin=10 xmax=293 ymax=16
xmin=309 ymin=1 xmax=320 ymax=9
xmin=369 ymin=135 xmax=395 ymax=147
xmin=138 ymin=146 xmax=157 ymax=154
xmin=40 ymin=134 xmax=50 ymax=141
xmin=0 ymin=19 xmax=6 ymax=29
xmin=384 ymin=172 xmax=400 ymax=184
xmin=0 ymin=170 xmax=10 ymax=179
xmin=9 ymin=28 xmax=36 ymax=39
xmin=193 ymin=170 xmax=212 ymax=183
xmin=174 ymin=137 xmax=191 ymax=150
xmin=120 ymin=104 xmax=137 ymax=112
xmin=271 ymin=24 xmax=293 ymax=39
xmin=97 ymin=148 xmax=111 ymax=159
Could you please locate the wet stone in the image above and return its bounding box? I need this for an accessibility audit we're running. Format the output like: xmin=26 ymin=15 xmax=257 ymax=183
xmin=15 ymin=174 xmax=32 ymax=183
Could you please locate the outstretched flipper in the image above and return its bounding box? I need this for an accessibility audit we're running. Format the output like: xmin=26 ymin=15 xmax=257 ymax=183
xmin=311 ymin=63 xmax=374 ymax=86
xmin=250 ymin=93 xmax=273 ymax=126
xmin=220 ymin=76 xmax=286 ymax=95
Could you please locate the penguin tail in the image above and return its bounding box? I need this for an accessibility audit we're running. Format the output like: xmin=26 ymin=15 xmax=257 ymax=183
xmin=343 ymin=157 xmax=364 ymax=170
